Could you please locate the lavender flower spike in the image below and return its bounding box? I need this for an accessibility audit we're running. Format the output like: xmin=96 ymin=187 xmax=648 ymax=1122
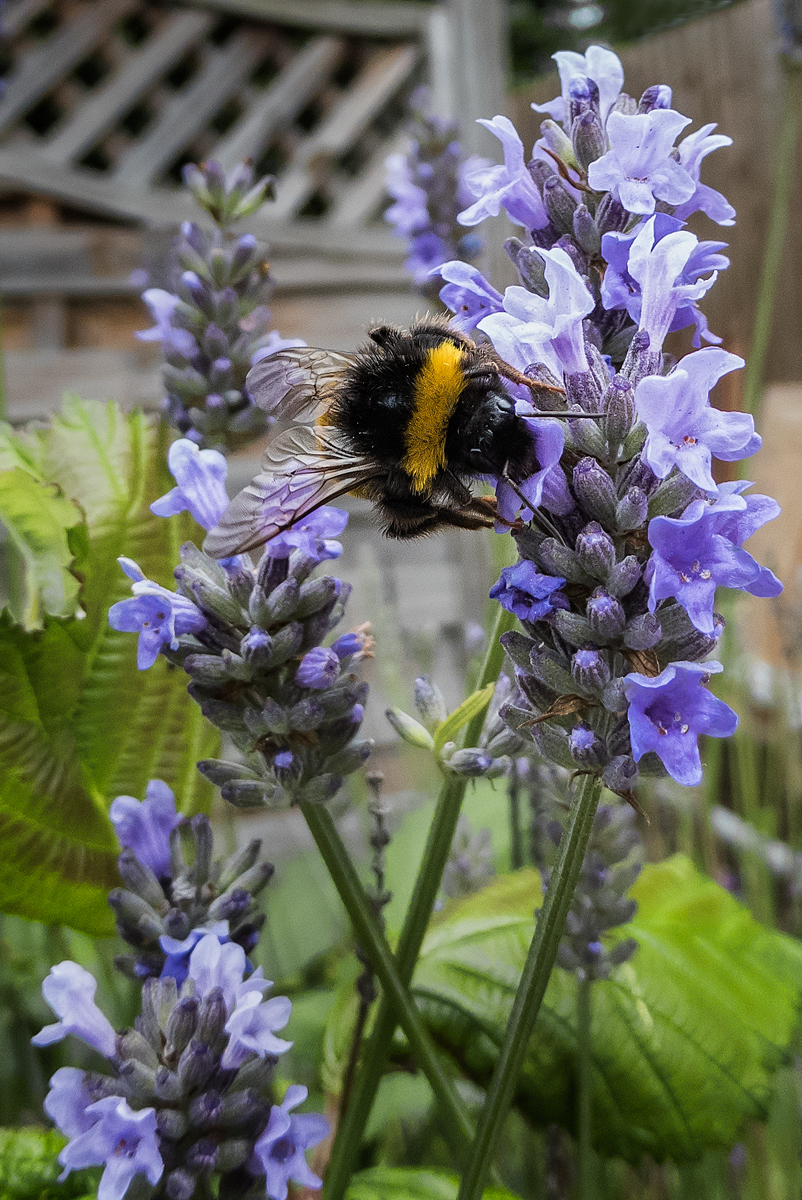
xmin=57 ymin=1096 xmax=163 ymax=1200
xmin=624 ymin=661 xmax=737 ymax=786
xmin=254 ymin=1085 xmax=330 ymax=1200
xmin=636 ymin=348 xmax=757 ymax=490
xmin=151 ymin=438 xmax=230 ymax=530
xmin=109 ymin=778 xmax=180 ymax=880
xmin=32 ymin=961 xmax=117 ymax=1058
xmin=532 ymin=45 xmax=624 ymax=125
xmin=587 ymin=109 xmax=695 ymax=215
xmin=458 ymin=115 xmax=549 ymax=230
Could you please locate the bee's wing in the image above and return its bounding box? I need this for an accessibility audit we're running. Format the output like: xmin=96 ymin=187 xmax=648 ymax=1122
xmin=246 ymin=348 xmax=356 ymax=423
xmin=204 ymin=425 xmax=381 ymax=558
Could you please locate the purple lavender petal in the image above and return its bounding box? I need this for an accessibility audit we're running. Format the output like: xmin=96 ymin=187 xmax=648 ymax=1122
xmin=109 ymin=779 xmax=180 ymax=878
xmin=32 ymin=962 xmax=117 ymax=1058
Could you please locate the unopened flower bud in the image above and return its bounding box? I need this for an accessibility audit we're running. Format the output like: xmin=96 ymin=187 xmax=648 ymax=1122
xmin=505 ymin=238 xmax=548 ymax=295
xmin=117 ymin=849 xmax=167 ymax=913
xmin=602 ymin=677 xmax=628 ymax=712
xmin=446 ymin=749 xmax=494 ymax=777
xmin=183 ymin=653 xmax=230 ymax=686
xmin=108 ymin=888 xmax=163 ymax=942
xmin=552 ymin=609 xmax=595 ymax=647
xmin=586 ymin=588 xmax=626 ymax=638
xmin=166 ymin=1169 xmax=196 ymax=1200
xmin=529 ymin=648 xmax=576 ymax=696
xmin=603 ymin=375 xmax=635 ymax=448
xmin=267 ymin=621 xmax=303 ymax=667
xmin=615 ymin=487 xmax=648 ymax=531
xmin=187 ymin=1137 xmax=218 ymax=1173
xmin=189 ymin=1089 xmax=223 ymax=1130
xmin=414 ymin=675 xmax=448 ymax=730
xmin=296 ymin=646 xmax=340 ymax=689
xmin=539 ymin=538 xmax=591 ymax=583
xmin=575 ymin=522 xmax=616 ymax=580
xmin=572 ymin=108 xmax=606 ymax=170
xmin=300 ymin=773 xmax=343 ymax=804
xmin=647 ymin=473 xmax=700 ymax=518
xmin=386 ymin=707 xmax=435 ymax=749
xmin=264 ymin=577 xmax=300 ymax=624
xmin=622 ymin=329 xmax=660 ymax=386
xmin=572 ymin=647 xmax=611 ymax=693
xmin=569 ymin=724 xmax=607 ymax=769
xmin=197 ymin=759 xmax=261 ymax=787
xmin=295 ymin=576 xmax=341 ymax=619
xmin=217 ymin=838 xmax=262 ymax=891
xmin=190 ymin=814 xmax=213 ymax=882
xmin=638 ymin=84 xmax=672 ymax=112
xmin=542 ymin=175 xmax=577 ymax=234
xmin=158 ymin=1111 xmax=190 ymax=1142
xmin=178 ymin=1040 xmax=217 ymax=1090
xmin=531 ymin=722 xmax=575 ymax=769
xmin=240 ymin=627 xmax=272 ymax=668
xmin=118 ymin=1057 xmax=158 ymax=1098
xmin=326 ymin=740 xmax=373 ymax=775
xmin=595 ymin=191 xmax=629 ymax=235
xmin=623 ymin=613 xmax=662 ymax=650
xmin=221 ymin=779 xmax=273 ymax=808
xmin=165 ymin=997 xmax=199 ymax=1060
xmin=603 ymin=755 xmax=640 ymax=794
xmin=116 ymin=1029 xmax=159 ymax=1070
xmin=607 ymin=556 xmax=641 ymax=597
xmin=572 ymin=458 xmax=619 ymax=527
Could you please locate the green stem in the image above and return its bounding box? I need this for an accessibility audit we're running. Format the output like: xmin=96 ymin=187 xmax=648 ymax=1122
xmin=743 ymin=64 xmax=802 ymax=418
xmin=324 ymin=604 xmax=514 ymax=1200
xmin=508 ymin=758 xmax=524 ymax=871
xmin=577 ymin=974 xmax=594 ymax=1200
xmin=300 ymin=800 xmax=476 ymax=1156
xmin=456 ymin=773 xmax=603 ymax=1200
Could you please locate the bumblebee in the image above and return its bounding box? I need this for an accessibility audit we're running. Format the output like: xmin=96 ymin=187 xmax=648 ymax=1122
xmin=204 ymin=316 xmax=568 ymax=558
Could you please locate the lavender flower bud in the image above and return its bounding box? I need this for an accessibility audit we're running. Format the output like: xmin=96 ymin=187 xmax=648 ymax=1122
xmin=326 ymin=741 xmax=373 ymax=775
xmin=623 ymin=613 xmax=662 ymax=650
xmin=542 ymin=175 xmax=578 ymax=234
xmin=573 ymin=108 xmax=606 ymax=170
xmin=187 ymin=1137 xmax=218 ymax=1173
xmin=539 ymin=538 xmax=591 ymax=583
xmin=414 ymin=675 xmax=448 ymax=729
xmin=586 ymin=588 xmax=626 ymax=638
xmin=300 ymin=773 xmax=343 ymax=804
xmin=158 ymin=1110 xmax=190 ymax=1141
xmin=165 ymin=997 xmax=199 ymax=1059
xmin=595 ymin=191 xmax=629 ymax=235
xmin=531 ymin=723 xmax=575 ymax=769
xmin=264 ymin=577 xmax=300 ymax=624
xmin=638 ymin=84 xmax=672 ymax=112
xmin=267 ymin=622 xmax=303 ymax=667
xmin=607 ymin=556 xmax=641 ymax=597
xmin=602 ymin=677 xmax=628 ymax=712
xmin=575 ymin=523 xmax=616 ymax=580
xmin=621 ymin=330 xmax=661 ymax=386
xmin=296 ymin=576 xmax=341 ymax=618
xmin=221 ymin=779 xmax=274 ymax=808
xmin=572 ymin=458 xmax=619 ymax=527
xmin=166 ymin=1170 xmax=196 ymax=1200
xmin=647 ymin=472 xmax=700 ymax=518
xmin=155 ymin=1066 xmax=183 ymax=1102
xmin=117 ymin=849 xmax=167 ymax=913
xmin=568 ymin=410 xmax=608 ymax=458
xmin=446 ymin=749 xmax=495 ymax=777
xmin=116 ymin=1029 xmax=159 ymax=1070
xmin=572 ymin=648 xmax=610 ymax=693
xmin=604 ymin=376 xmax=635 ymax=448
xmin=529 ymin=648 xmax=576 ymax=696
xmin=572 ymin=204 xmax=600 ymax=255
xmin=386 ymin=707 xmax=434 ymax=749
xmin=616 ymin=488 xmax=648 ymax=531
xmin=118 ymin=1057 xmax=157 ymax=1098
xmin=108 ymin=888 xmax=163 ymax=942
xmin=538 ymin=118 xmax=576 ymax=163
xmin=569 ymin=724 xmax=607 ymax=770
xmin=178 ymin=1040 xmax=217 ymax=1090
xmin=288 ymin=698 xmax=326 ymax=731
xmin=240 ymin=627 xmax=272 ymax=667
xmin=196 ymin=759 xmax=261 ymax=787
xmin=552 ymin=609 xmax=595 ymax=647
xmin=189 ymin=1089 xmax=223 ymax=1130
xmin=217 ymin=1139 xmax=251 ymax=1171
xmin=295 ymin=646 xmax=339 ymax=689
xmin=603 ymin=755 xmax=640 ymax=793
xmin=506 ymin=238 xmax=548 ymax=295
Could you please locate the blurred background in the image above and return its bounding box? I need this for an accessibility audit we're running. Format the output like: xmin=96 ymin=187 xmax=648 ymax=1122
xmin=3 ymin=0 xmax=802 ymax=1196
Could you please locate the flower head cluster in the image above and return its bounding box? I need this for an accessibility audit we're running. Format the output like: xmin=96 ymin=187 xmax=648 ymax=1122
xmin=435 ymin=47 xmax=782 ymax=791
xmin=138 ymin=161 xmax=304 ymax=450
xmin=527 ymin=761 xmax=642 ymax=980
xmin=33 ymin=785 xmax=328 ymax=1200
xmin=109 ymin=440 xmax=372 ymax=809
xmin=385 ymin=89 xmax=488 ymax=295
xmin=108 ymin=780 xmax=273 ymax=983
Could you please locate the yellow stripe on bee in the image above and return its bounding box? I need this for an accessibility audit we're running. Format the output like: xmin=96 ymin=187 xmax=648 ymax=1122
xmin=402 ymin=341 xmax=466 ymax=492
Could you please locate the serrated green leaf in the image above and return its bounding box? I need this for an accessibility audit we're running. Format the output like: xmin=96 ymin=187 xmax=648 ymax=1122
xmin=0 ymin=1126 xmax=99 ymax=1198
xmin=0 ymin=399 xmax=218 ymax=934
xmin=0 ymin=468 xmax=83 ymax=629
xmin=410 ymin=856 xmax=802 ymax=1163
xmin=347 ymin=1167 xmax=520 ymax=1200
xmin=433 ymin=684 xmax=494 ymax=755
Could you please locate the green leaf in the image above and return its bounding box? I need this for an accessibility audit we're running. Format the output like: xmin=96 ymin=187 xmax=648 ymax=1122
xmin=0 ymin=468 xmax=83 ymax=629
xmin=0 ymin=399 xmax=218 ymax=935
xmin=347 ymin=1167 xmax=520 ymax=1200
xmin=433 ymin=684 xmax=494 ymax=755
xmin=0 ymin=1126 xmax=99 ymax=1198
xmin=410 ymin=856 xmax=802 ymax=1163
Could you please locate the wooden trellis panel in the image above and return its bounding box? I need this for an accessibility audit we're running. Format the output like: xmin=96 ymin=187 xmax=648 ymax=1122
xmin=0 ymin=0 xmax=424 ymax=238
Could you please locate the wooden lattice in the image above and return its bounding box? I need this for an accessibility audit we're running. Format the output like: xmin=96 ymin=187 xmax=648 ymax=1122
xmin=0 ymin=0 xmax=426 ymax=237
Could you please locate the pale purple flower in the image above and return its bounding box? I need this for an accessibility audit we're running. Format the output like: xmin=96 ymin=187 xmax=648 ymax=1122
xmin=108 ymin=558 xmax=207 ymax=670
xmin=406 ymin=231 xmax=453 ymax=284
xmin=489 ymin=560 xmax=567 ymax=621
xmin=109 ymin=779 xmax=180 ymax=879
xmin=385 ymin=152 xmax=430 ymax=236
xmin=623 ymin=661 xmax=738 ymax=786
xmin=222 ymin=989 xmax=293 ymax=1069
xmin=264 ymin=506 xmax=349 ymax=562
xmin=673 ymin=123 xmax=736 ymax=226
xmin=254 ymin=1085 xmax=329 ymax=1200
xmin=601 ymin=215 xmax=728 ymax=348
xmin=532 ymin=45 xmax=625 ymax=125
xmin=587 ymin=109 xmax=695 ymax=215
xmin=57 ymin=1096 xmax=162 ymax=1200
xmin=136 ymin=288 xmax=196 ymax=358
xmin=151 ymin=438 xmax=229 ymax=530
xmin=679 ymin=482 xmax=783 ymax=599
xmin=44 ymin=1068 xmax=101 ymax=1139
xmin=635 ymin=348 xmax=758 ymax=490
xmin=479 ymin=246 xmax=594 ymax=378
xmin=295 ymin=646 xmax=340 ymax=689
xmin=32 ymin=961 xmax=117 ymax=1058
xmin=187 ymin=932 xmax=255 ymax=1012
xmin=159 ymin=919 xmax=229 ymax=984
xmin=646 ymin=507 xmax=771 ymax=633
xmin=458 ymin=116 xmax=549 ymax=229
xmin=436 ymin=260 xmax=504 ymax=333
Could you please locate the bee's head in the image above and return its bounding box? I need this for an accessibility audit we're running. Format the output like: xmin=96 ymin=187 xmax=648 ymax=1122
xmin=457 ymin=390 xmax=520 ymax=475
